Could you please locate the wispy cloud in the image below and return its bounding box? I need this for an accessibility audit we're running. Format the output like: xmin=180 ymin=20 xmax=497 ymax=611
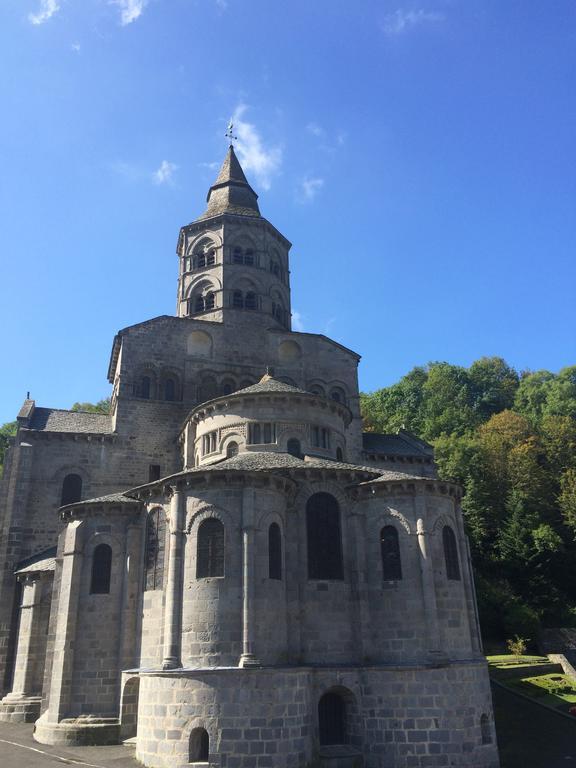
xmin=298 ymin=176 xmax=324 ymax=203
xmin=307 ymin=122 xmax=325 ymax=139
xmin=215 ymin=0 xmax=228 ymax=10
xmin=28 ymin=0 xmax=60 ymax=25
xmin=307 ymin=121 xmax=346 ymax=152
xmin=153 ymin=160 xmax=178 ymax=186
xmin=292 ymin=311 xmax=305 ymax=332
xmin=110 ymin=0 xmax=148 ymax=25
xmin=231 ymin=104 xmax=282 ymax=191
xmin=382 ymin=8 xmax=443 ymax=35
xmin=71 ymin=42 xmax=81 ymax=53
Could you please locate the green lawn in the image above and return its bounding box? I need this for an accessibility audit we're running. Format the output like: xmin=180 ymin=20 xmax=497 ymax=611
xmin=486 ymin=654 xmax=550 ymax=669
xmin=507 ymin=673 xmax=576 ymax=712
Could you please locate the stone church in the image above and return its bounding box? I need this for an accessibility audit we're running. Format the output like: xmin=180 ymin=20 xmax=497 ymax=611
xmin=0 ymin=146 xmax=499 ymax=767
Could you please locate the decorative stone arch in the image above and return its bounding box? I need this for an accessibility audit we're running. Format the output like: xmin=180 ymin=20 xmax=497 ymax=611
xmin=278 ymin=339 xmax=302 ymax=363
xmin=159 ymin=367 xmax=183 ymax=402
xmin=379 ymin=507 xmax=412 ymax=535
xmin=220 ymin=432 xmax=243 ymax=456
xmin=119 ymin=675 xmax=140 ymax=739
xmin=187 ymin=230 xmax=223 ymax=255
xmin=327 ymin=380 xmax=349 ymax=405
xmin=133 ymin=365 xmax=158 ymax=399
xmin=307 ymin=379 xmax=328 ymax=396
xmin=230 ymin=233 xmax=258 ymax=256
xmin=188 ymin=723 xmax=211 ymax=763
xmin=219 ymin=375 xmax=237 ymax=395
xmin=185 ymin=273 xmax=223 ymax=296
xmin=229 ymin=273 xmax=265 ymax=294
xmin=431 ymin=512 xmax=457 ymax=535
xmin=187 ymin=329 xmax=213 ymax=358
xmin=294 ymin=479 xmax=351 ymax=514
xmin=185 ymin=504 xmax=235 ymax=536
xmin=53 ymin=465 xmax=90 ymax=506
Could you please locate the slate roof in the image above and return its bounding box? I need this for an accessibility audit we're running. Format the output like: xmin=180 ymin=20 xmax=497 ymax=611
xmin=363 ymin=470 xmax=434 ymax=483
xmin=184 ymin=451 xmax=380 ymax=476
xmin=196 ymin=146 xmax=261 ymax=221
xmin=362 ymin=432 xmax=433 ymax=457
xmin=27 ymin=408 xmax=112 ymax=435
xmin=233 ymin=377 xmax=310 ymax=397
xmin=15 ymin=546 xmax=57 ymax=575
xmin=61 ymin=492 xmax=140 ymax=509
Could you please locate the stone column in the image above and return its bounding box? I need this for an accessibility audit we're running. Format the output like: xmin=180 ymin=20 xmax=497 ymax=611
xmin=239 ymin=487 xmax=261 ymax=668
xmin=454 ymin=503 xmax=482 ymax=654
xmin=415 ymin=496 xmax=443 ymax=658
xmin=0 ymin=573 xmax=47 ymax=722
xmin=162 ymin=489 xmax=185 ymax=669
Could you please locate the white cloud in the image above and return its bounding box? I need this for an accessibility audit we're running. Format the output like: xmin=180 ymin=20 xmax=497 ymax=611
xmin=28 ymin=0 xmax=60 ymax=25
xmin=231 ymin=105 xmax=282 ymax=191
xmin=71 ymin=42 xmax=81 ymax=53
xmin=306 ymin=122 xmax=325 ymax=138
xmin=292 ymin=311 xmax=305 ymax=332
xmin=153 ymin=160 xmax=178 ymax=186
xmin=299 ymin=176 xmax=324 ymax=203
xmin=382 ymin=8 xmax=443 ymax=35
xmin=110 ymin=0 xmax=148 ymax=25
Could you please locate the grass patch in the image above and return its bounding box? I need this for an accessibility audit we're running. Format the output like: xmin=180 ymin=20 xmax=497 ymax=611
xmin=487 ymin=654 xmax=549 ymax=669
xmin=507 ymin=673 xmax=576 ymax=712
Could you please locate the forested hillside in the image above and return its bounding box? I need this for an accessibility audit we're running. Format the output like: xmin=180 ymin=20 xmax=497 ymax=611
xmin=361 ymin=358 xmax=576 ymax=644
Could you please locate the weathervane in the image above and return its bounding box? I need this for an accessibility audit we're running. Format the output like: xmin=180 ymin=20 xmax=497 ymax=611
xmin=225 ymin=122 xmax=237 ymax=146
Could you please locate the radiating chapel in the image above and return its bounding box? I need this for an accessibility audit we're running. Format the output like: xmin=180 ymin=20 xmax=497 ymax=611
xmin=0 ymin=146 xmax=499 ymax=767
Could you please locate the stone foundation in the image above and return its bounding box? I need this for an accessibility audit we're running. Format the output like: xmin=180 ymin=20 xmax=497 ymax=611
xmin=133 ymin=661 xmax=499 ymax=768
xmin=0 ymin=693 xmax=42 ymax=723
xmin=34 ymin=714 xmax=120 ymax=746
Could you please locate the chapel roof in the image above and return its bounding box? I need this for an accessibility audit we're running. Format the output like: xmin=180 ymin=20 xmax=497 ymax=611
xmin=25 ymin=407 xmax=112 ymax=435
xmin=15 ymin=546 xmax=57 ymax=575
xmin=232 ymin=375 xmax=309 ymax=397
xmin=362 ymin=430 xmax=433 ymax=457
xmin=60 ymin=491 xmax=140 ymax=509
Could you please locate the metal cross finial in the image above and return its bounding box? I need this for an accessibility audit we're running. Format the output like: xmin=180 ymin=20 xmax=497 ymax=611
xmin=225 ymin=122 xmax=237 ymax=146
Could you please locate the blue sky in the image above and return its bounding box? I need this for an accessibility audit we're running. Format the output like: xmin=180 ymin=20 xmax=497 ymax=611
xmin=1 ymin=0 xmax=575 ymax=424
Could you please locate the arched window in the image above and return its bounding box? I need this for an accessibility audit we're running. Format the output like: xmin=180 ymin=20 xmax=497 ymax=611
xmin=310 ymin=385 xmax=325 ymax=397
xmin=480 ymin=714 xmax=492 ymax=745
xmin=233 ymin=246 xmax=243 ymax=264
xmin=244 ymin=248 xmax=254 ymax=266
xmin=306 ymin=493 xmax=343 ymax=580
xmin=336 ymin=447 xmax=344 ymax=462
xmin=199 ymin=376 xmax=217 ymax=402
xmin=268 ymin=523 xmax=282 ymax=580
xmin=287 ymin=438 xmax=301 ymax=458
xmin=226 ymin=441 xmax=239 ymax=458
xmin=245 ymin=291 xmax=257 ymax=310
xmin=164 ymin=378 xmax=176 ymax=402
xmin=145 ymin=508 xmax=166 ymax=591
xmin=61 ymin=473 xmax=82 ymax=505
xmin=221 ymin=379 xmax=235 ymax=395
xmin=232 ymin=290 xmax=244 ymax=309
xmin=140 ymin=376 xmax=151 ymax=399
xmin=330 ymin=387 xmax=346 ymax=404
xmin=189 ymin=727 xmax=209 ymax=762
xmin=197 ymin=519 xmax=224 ymax=578
xmin=381 ymin=526 xmax=402 ymax=580
xmin=318 ymin=692 xmax=346 ymax=746
xmin=443 ymin=525 xmax=460 ymax=580
xmin=90 ymin=543 xmax=112 ymax=594
xmin=194 ymin=295 xmax=205 ymax=313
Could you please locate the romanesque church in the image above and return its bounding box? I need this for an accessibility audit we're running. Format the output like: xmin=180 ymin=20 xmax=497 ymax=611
xmin=0 ymin=146 xmax=500 ymax=767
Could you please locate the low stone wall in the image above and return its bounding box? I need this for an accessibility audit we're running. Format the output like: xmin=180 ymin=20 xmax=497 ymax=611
xmin=134 ymin=662 xmax=499 ymax=768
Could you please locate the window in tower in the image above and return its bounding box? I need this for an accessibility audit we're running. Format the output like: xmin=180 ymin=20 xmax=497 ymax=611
xmin=233 ymin=247 xmax=243 ymax=264
xmin=194 ymin=295 xmax=205 ymax=313
xmin=202 ymin=431 xmax=218 ymax=455
xmin=205 ymin=292 xmax=215 ymax=311
xmin=226 ymin=441 xmax=239 ymax=458
xmin=287 ymin=438 xmax=302 ymax=457
xmin=244 ymin=248 xmax=254 ymax=266
xmin=232 ymin=290 xmax=244 ymax=309
xmin=206 ymin=249 xmax=216 ymax=266
xmin=164 ymin=378 xmax=176 ymax=401
xmin=140 ymin=376 xmax=152 ymax=399
xmin=245 ymin=291 xmax=257 ymax=310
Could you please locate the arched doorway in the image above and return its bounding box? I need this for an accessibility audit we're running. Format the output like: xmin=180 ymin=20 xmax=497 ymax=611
xmin=120 ymin=676 xmax=140 ymax=740
xmin=319 ymin=691 xmax=346 ymax=746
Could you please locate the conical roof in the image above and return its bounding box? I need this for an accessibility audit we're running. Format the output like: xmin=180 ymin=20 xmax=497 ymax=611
xmin=197 ymin=145 xmax=260 ymax=220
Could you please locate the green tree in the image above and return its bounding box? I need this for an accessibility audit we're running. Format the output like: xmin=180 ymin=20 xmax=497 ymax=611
xmin=468 ymin=356 xmax=519 ymax=421
xmin=70 ymin=398 xmax=111 ymax=414
xmin=544 ymin=366 xmax=576 ymax=420
xmin=0 ymin=421 xmax=18 ymax=478
xmin=513 ymin=370 xmax=555 ymax=422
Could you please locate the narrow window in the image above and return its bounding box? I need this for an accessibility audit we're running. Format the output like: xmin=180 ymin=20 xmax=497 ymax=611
xmin=232 ymin=290 xmax=244 ymax=308
xmin=196 ymin=253 xmax=206 ymax=269
xmin=306 ymin=493 xmax=343 ymax=580
xmin=480 ymin=714 xmax=492 ymax=745
xmin=287 ymin=438 xmax=301 ymax=458
xmin=226 ymin=441 xmax=239 ymax=458
xmin=194 ymin=295 xmax=205 ymax=313
xmin=140 ymin=376 xmax=151 ymax=399
xmin=233 ymin=247 xmax=243 ymax=264
xmin=61 ymin=473 xmax=82 ymax=505
xmin=205 ymin=292 xmax=215 ymax=311
xmin=221 ymin=379 xmax=235 ymax=395
xmin=318 ymin=692 xmax=346 ymax=746
xmin=443 ymin=525 xmax=460 ymax=580
xmin=268 ymin=523 xmax=282 ymax=580
xmin=245 ymin=292 xmax=257 ymax=310
xmin=244 ymin=249 xmax=254 ymax=266
xmin=336 ymin=447 xmax=343 ymax=462
xmin=197 ymin=519 xmax=224 ymax=578
xmin=210 ymin=432 xmax=216 ymax=453
xmin=189 ymin=727 xmax=209 ymax=762
xmin=148 ymin=464 xmax=161 ymax=482
xmin=381 ymin=526 xmax=402 ymax=580
xmin=312 ymin=426 xmax=320 ymax=447
xmin=145 ymin=508 xmax=166 ymax=591
xmin=164 ymin=378 xmax=176 ymax=401
xmin=90 ymin=544 xmax=112 ymax=594
xmin=206 ymin=249 xmax=216 ymax=266
xmin=249 ymin=423 xmax=261 ymax=444
xmin=263 ymin=422 xmax=275 ymax=444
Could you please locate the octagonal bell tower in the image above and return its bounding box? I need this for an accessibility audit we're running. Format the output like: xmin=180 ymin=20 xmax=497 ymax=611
xmin=176 ymin=145 xmax=292 ymax=331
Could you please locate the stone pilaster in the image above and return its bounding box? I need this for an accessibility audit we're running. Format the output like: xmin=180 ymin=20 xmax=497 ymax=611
xmin=415 ymin=499 xmax=443 ymax=659
xmin=239 ymin=487 xmax=260 ymax=668
xmin=162 ymin=489 xmax=185 ymax=669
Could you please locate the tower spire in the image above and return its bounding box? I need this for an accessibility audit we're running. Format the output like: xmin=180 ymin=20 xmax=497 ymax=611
xmin=196 ymin=145 xmax=260 ymax=221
